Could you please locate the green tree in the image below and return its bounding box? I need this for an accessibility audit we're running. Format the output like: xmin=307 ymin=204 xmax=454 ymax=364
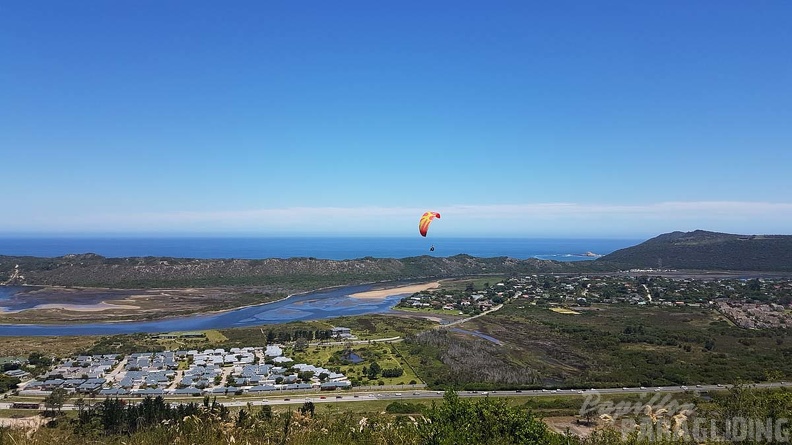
xmin=257 ymin=404 xmax=273 ymax=420
xmin=367 ymin=361 xmax=381 ymax=379
xmin=28 ymin=352 xmax=53 ymax=368
xmin=44 ymin=387 xmax=69 ymax=416
xmin=294 ymin=337 xmax=309 ymax=352
xmin=300 ymin=401 xmax=315 ymax=417
xmin=100 ymin=397 xmax=126 ymax=434
xmin=236 ymin=409 xmax=251 ymax=428
xmin=74 ymin=397 xmax=86 ymax=416
xmin=298 ymin=371 xmax=315 ymax=382
xmin=0 ymin=375 xmax=20 ymax=392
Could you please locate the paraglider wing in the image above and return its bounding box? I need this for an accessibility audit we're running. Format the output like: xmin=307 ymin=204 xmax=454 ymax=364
xmin=419 ymin=211 xmax=441 ymax=237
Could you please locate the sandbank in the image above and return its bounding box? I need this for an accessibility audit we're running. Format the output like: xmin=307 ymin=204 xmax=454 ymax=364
xmin=1 ymin=301 xmax=141 ymax=314
xmin=350 ymin=282 xmax=440 ymax=299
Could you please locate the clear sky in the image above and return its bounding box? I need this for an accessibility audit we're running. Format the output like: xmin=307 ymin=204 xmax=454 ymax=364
xmin=2 ymin=1 xmax=790 ymax=238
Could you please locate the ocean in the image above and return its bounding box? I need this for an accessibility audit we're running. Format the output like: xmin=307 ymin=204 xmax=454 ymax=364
xmin=0 ymin=237 xmax=642 ymax=261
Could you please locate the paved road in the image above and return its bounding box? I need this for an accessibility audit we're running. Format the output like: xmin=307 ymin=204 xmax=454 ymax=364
xmin=440 ymin=304 xmax=504 ymax=328
xmin=185 ymin=381 xmax=792 ymax=408
xmin=308 ymin=337 xmax=402 ymax=346
xmin=106 ymin=357 xmax=128 ymax=383
xmin=5 ymin=382 xmax=790 ymax=411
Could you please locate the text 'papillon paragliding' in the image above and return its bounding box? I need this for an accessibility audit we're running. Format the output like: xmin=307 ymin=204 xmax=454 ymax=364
xmin=419 ymin=211 xmax=440 ymax=251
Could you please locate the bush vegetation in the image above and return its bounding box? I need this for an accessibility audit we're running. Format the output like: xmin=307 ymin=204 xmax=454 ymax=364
xmin=1 ymin=386 xmax=789 ymax=444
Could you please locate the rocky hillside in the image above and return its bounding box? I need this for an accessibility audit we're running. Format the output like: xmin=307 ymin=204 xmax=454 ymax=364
xmin=0 ymin=253 xmax=604 ymax=289
xmin=597 ymin=230 xmax=792 ymax=271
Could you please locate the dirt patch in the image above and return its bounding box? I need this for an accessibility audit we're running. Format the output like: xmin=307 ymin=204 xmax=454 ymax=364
xmin=543 ymin=416 xmax=596 ymax=438
xmin=0 ymin=415 xmax=48 ymax=430
xmin=550 ymin=308 xmax=581 ymax=315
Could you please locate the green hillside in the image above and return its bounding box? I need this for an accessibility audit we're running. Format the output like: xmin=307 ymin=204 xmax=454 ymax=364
xmin=597 ymin=230 xmax=792 ymax=271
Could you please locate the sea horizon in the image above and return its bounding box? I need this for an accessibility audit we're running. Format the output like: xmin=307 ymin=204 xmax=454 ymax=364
xmin=0 ymin=236 xmax=644 ymax=261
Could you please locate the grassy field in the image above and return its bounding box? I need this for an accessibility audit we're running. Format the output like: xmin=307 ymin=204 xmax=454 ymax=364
xmin=285 ymin=342 xmax=423 ymax=385
xmin=204 ymin=330 xmax=228 ymax=343
xmin=0 ymin=408 xmax=48 ymax=418
xmin=325 ymin=315 xmax=437 ymax=340
xmin=438 ymin=276 xmax=506 ymax=292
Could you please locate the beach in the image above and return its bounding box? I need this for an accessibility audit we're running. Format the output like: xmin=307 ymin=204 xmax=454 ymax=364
xmin=349 ymin=281 xmax=440 ymax=299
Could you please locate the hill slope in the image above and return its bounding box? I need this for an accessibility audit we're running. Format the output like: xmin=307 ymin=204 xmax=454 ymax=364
xmin=597 ymin=230 xmax=792 ymax=271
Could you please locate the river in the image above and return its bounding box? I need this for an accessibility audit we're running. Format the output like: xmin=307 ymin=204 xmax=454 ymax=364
xmin=0 ymin=284 xmax=407 ymax=336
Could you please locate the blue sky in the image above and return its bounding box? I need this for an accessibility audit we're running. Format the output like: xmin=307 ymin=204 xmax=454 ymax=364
xmin=1 ymin=1 xmax=790 ymax=238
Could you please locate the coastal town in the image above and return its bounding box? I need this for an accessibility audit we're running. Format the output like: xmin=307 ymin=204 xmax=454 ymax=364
xmin=397 ymin=273 xmax=792 ymax=329
xmin=2 ymin=273 xmax=791 ymax=402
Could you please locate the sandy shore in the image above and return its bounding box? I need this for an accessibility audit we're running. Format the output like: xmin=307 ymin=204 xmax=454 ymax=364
xmin=350 ymin=282 xmax=440 ymax=299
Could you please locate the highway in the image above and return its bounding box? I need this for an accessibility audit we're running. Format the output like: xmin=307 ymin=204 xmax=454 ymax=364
xmin=3 ymin=382 xmax=789 ymax=411
xmin=234 ymin=382 xmax=791 ymax=407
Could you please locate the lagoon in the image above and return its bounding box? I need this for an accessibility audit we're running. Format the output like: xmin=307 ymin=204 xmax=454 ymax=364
xmin=0 ymin=284 xmax=408 ymax=337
